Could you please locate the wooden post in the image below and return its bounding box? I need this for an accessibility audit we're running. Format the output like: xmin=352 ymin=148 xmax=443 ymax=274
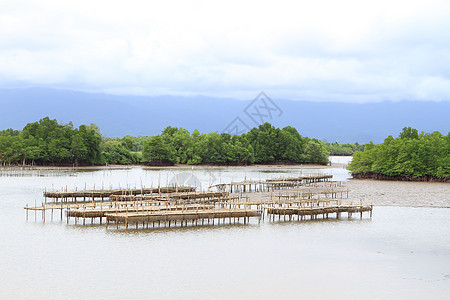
xmin=158 ymin=172 xmax=161 ymax=196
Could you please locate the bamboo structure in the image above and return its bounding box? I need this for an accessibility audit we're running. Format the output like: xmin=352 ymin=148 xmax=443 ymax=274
xmin=67 ymin=204 xmax=215 ymax=219
xmin=265 ymin=175 xmax=333 ymax=182
xmin=24 ymin=174 xmax=374 ymax=230
xmin=0 ymin=166 xmax=77 ymax=177
xmin=43 ymin=186 xmax=196 ymax=201
xmin=109 ymin=191 xmax=228 ymax=202
xmin=105 ymin=208 xmax=262 ymax=230
xmin=266 ymin=203 xmax=373 ymax=221
xmin=212 ymin=174 xmax=333 ymax=193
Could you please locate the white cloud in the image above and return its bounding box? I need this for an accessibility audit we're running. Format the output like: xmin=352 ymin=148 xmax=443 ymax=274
xmin=0 ymin=0 xmax=449 ymax=102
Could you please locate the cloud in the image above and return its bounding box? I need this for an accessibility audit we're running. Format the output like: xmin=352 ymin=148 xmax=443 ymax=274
xmin=0 ymin=0 xmax=449 ymax=102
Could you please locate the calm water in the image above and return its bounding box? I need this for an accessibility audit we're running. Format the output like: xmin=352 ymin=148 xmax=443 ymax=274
xmin=0 ymin=165 xmax=449 ymax=299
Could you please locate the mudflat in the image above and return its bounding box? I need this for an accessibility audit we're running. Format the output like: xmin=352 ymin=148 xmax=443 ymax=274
xmin=344 ymin=179 xmax=450 ymax=208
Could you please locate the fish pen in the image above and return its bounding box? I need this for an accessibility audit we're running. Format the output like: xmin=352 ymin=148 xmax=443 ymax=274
xmin=26 ymin=189 xmax=227 ymax=222
xmin=67 ymin=204 xmax=216 ymax=225
xmin=66 ymin=192 xmax=251 ymax=227
xmin=109 ymin=191 xmax=229 ymax=202
xmin=266 ymin=189 xmax=350 ymax=201
xmin=211 ymin=174 xmax=333 ymax=193
xmin=265 ymin=174 xmax=333 ymax=183
xmin=265 ymin=200 xmax=373 ymax=222
xmin=105 ymin=208 xmax=263 ymax=230
xmin=24 ymin=174 xmax=373 ymax=230
xmin=0 ymin=168 xmax=77 ymax=177
xmin=43 ymin=186 xmax=196 ymax=204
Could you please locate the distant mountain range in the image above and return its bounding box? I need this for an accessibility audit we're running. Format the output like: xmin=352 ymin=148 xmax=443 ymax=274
xmin=0 ymin=87 xmax=449 ymax=143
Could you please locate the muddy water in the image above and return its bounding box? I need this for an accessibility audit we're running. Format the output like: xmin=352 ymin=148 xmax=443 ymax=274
xmin=0 ymin=166 xmax=449 ymax=299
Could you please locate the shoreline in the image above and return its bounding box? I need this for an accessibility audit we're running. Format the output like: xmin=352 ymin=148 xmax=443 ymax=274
xmin=352 ymin=172 xmax=449 ymax=183
xmin=0 ymin=163 xmax=333 ymax=171
xmin=2 ymin=164 xmax=447 ymax=208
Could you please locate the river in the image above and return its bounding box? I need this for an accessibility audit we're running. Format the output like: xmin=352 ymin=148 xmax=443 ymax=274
xmin=0 ymin=160 xmax=448 ymax=299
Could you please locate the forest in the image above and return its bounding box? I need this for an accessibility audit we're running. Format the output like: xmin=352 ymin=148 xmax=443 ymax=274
xmin=348 ymin=127 xmax=450 ymax=180
xmin=325 ymin=142 xmax=364 ymax=155
xmin=0 ymin=117 xmax=329 ymax=166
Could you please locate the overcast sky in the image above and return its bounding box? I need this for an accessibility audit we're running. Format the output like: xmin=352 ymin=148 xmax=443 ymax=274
xmin=1 ymin=0 xmax=449 ymax=102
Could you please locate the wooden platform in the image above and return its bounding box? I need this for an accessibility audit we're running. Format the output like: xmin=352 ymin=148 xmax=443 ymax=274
xmin=266 ymin=203 xmax=373 ymax=221
xmin=212 ymin=174 xmax=334 ymax=193
xmin=265 ymin=175 xmax=333 ymax=182
xmin=43 ymin=186 xmax=196 ymax=199
xmin=109 ymin=191 xmax=229 ymax=202
xmin=66 ymin=204 xmax=215 ymax=219
xmin=105 ymin=208 xmax=262 ymax=229
xmin=25 ymin=173 xmax=375 ymax=230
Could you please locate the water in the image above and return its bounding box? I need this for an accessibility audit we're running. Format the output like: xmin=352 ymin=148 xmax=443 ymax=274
xmin=329 ymin=155 xmax=353 ymax=165
xmin=0 ymin=166 xmax=449 ymax=299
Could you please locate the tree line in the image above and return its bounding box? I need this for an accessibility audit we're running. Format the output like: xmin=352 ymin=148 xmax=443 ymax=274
xmin=0 ymin=117 xmax=329 ymax=166
xmin=348 ymin=127 xmax=450 ymax=180
xmin=325 ymin=142 xmax=365 ymax=155
xmin=0 ymin=118 xmax=102 ymax=166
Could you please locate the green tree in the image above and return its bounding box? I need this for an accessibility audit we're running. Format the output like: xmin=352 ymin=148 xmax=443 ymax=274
xmin=143 ymin=135 xmax=177 ymax=165
xmin=348 ymin=128 xmax=449 ymax=179
xmin=71 ymin=134 xmax=88 ymax=166
xmin=304 ymin=140 xmax=329 ymax=164
xmin=76 ymin=124 xmax=102 ymax=164
xmin=399 ymin=126 xmax=419 ymax=139
xmin=278 ymin=126 xmax=306 ymax=162
xmin=102 ymin=140 xmax=137 ymax=164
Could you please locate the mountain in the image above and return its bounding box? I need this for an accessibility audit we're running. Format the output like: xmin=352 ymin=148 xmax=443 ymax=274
xmin=0 ymin=87 xmax=449 ymax=143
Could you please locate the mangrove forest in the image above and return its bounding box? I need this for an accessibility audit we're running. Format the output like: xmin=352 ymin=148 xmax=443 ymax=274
xmin=0 ymin=117 xmax=329 ymax=166
xmin=348 ymin=127 xmax=450 ymax=181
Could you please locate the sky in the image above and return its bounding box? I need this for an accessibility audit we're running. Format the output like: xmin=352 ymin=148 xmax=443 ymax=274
xmin=1 ymin=0 xmax=450 ymax=102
